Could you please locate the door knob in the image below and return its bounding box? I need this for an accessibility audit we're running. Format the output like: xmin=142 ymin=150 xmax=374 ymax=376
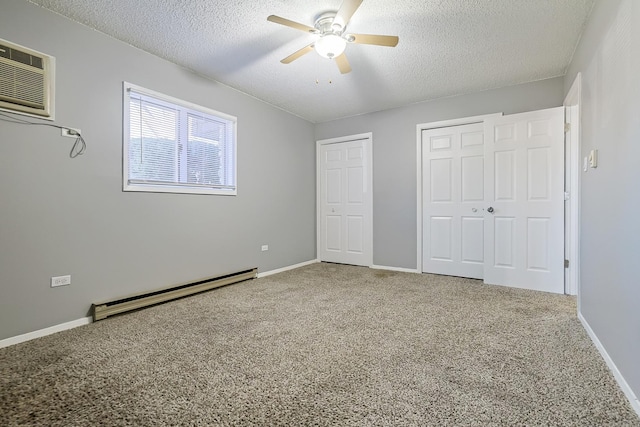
xmin=487 ymin=207 xmax=494 ymax=213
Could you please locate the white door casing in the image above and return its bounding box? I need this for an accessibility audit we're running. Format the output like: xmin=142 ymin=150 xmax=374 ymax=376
xmin=317 ymin=133 xmax=372 ymax=266
xmin=564 ymin=73 xmax=582 ymax=297
xmin=422 ymin=122 xmax=485 ymax=279
xmin=483 ymin=107 xmax=565 ymax=293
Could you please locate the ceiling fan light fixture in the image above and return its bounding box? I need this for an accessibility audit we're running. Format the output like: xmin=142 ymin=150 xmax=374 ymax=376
xmin=267 ymin=0 xmax=399 ymax=73
xmin=314 ymin=34 xmax=346 ymax=59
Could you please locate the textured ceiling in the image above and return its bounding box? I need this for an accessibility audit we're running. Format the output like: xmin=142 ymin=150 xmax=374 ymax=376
xmin=27 ymin=0 xmax=595 ymax=123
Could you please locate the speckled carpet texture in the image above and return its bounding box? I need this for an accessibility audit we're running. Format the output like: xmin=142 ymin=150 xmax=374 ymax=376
xmin=1 ymin=262 xmax=638 ymax=426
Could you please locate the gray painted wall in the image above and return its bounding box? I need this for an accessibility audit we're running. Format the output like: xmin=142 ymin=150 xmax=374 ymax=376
xmin=315 ymin=78 xmax=565 ymax=269
xmin=0 ymin=1 xmax=316 ymax=340
xmin=564 ymin=0 xmax=640 ymax=400
xmin=9 ymin=8 xmax=631 ymax=409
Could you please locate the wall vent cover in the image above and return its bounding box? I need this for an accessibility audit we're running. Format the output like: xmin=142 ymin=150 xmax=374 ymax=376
xmin=0 ymin=39 xmax=54 ymax=119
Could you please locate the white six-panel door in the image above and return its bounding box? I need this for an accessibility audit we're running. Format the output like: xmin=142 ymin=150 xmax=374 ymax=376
xmin=420 ymin=108 xmax=565 ymax=294
xmin=318 ymin=134 xmax=372 ymax=266
xmin=422 ymin=123 xmax=485 ymax=279
xmin=483 ymin=107 xmax=564 ymax=293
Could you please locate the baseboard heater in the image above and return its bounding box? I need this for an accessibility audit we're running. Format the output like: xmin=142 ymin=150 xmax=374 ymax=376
xmin=92 ymin=268 xmax=257 ymax=321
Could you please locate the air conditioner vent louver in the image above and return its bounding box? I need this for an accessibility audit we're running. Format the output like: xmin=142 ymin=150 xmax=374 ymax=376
xmin=0 ymin=39 xmax=54 ymax=119
xmin=0 ymin=61 xmax=45 ymax=108
xmin=0 ymin=44 xmax=44 ymax=69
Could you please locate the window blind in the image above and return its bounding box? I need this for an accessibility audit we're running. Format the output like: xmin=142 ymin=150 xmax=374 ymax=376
xmin=125 ymin=85 xmax=236 ymax=194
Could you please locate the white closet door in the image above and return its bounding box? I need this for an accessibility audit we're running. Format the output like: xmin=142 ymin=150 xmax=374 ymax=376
xmin=422 ymin=122 xmax=485 ymax=279
xmin=484 ymin=107 xmax=564 ymax=293
xmin=318 ymin=136 xmax=372 ymax=266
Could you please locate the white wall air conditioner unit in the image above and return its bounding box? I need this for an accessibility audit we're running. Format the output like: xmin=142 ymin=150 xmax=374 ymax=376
xmin=0 ymin=39 xmax=55 ymax=120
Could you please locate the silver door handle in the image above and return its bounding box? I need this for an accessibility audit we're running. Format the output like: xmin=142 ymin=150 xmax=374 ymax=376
xmin=472 ymin=208 xmax=478 ymax=212
xmin=487 ymin=207 xmax=494 ymax=213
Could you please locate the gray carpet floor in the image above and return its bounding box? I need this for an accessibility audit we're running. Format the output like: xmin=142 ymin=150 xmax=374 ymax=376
xmin=1 ymin=262 xmax=638 ymax=426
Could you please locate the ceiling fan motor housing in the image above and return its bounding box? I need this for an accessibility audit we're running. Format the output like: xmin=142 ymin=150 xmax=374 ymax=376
xmin=314 ymin=12 xmax=341 ymax=34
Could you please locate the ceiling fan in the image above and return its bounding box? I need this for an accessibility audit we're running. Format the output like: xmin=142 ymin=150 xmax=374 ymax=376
xmin=267 ymin=0 xmax=399 ymax=74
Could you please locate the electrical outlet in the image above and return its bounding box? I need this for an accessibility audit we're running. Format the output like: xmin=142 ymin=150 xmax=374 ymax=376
xmin=61 ymin=127 xmax=81 ymax=138
xmin=261 ymin=245 xmax=269 ymax=251
xmin=51 ymin=275 xmax=71 ymax=287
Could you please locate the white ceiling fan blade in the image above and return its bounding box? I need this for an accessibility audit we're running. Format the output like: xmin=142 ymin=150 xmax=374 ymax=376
xmin=349 ymin=33 xmax=399 ymax=47
xmin=333 ymin=0 xmax=363 ymax=31
xmin=267 ymin=15 xmax=316 ymax=33
xmin=335 ymin=53 xmax=352 ymax=74
xmin=281 ymin=43 xmax=315 ymax=64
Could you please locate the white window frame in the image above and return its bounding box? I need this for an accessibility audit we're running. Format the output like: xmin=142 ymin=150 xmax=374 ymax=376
xmin=123 ymin=82 xmax=237 ymax=196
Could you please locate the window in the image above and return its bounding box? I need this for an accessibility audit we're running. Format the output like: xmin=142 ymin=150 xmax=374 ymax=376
xmin=123 ymin=82 xmax=237 ymax=195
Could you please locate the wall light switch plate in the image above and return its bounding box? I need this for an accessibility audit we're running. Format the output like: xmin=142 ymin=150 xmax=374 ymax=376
xmin=588 ymin=149 xmax=598 ymax=168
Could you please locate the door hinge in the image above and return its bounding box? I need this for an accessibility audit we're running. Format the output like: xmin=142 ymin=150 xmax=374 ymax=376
xmin=564 ymin=123 xmax=571 ymax=133
xmin=564 ymin=259 xmax=570 ymax=268
xmin=564 ymin=191 xmax=570 ymax=201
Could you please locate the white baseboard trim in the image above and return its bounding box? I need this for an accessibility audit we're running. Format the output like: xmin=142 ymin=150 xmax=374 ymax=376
xmin=370 ymin=264 xmax=420 ymax=274
xmin=579 ymin=312 xmax=640 ymax=417
xmin=257 ymin=259 xmax=320 ymax=278
xmin=0 ymin=260 xmax=316 ymax=348
xmin=0 ymin=316 xmax=92 ymax=349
